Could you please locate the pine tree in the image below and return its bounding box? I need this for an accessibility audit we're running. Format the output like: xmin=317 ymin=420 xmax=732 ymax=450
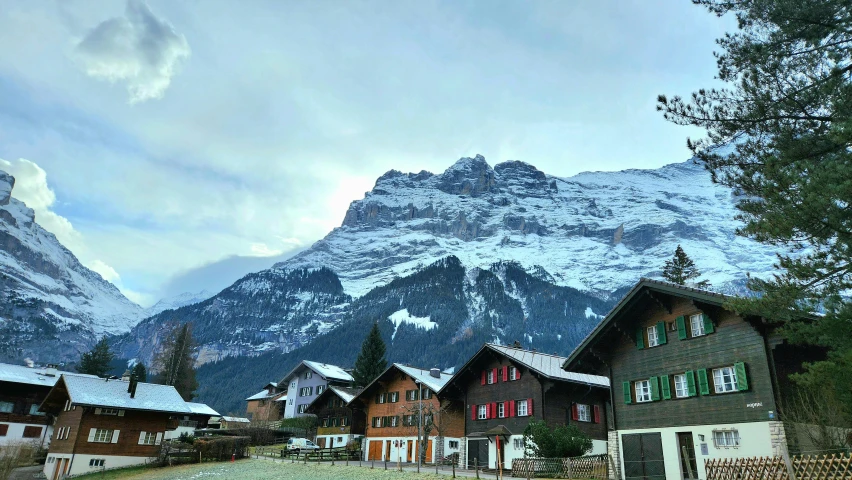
xmin=131 ymin=362 xmax=147 ymax=382
xmin=658 ymin=1 xmax=852 ymax=415
xmin=154 ymin=323 xmax=198 ymax=401
xmin=662 ymin=245 xmax=709 ymax=288
xmin=352 ymin=322 xmax=387 ymax=387
xmin=77 ymin=337 xmax=115 ymax=377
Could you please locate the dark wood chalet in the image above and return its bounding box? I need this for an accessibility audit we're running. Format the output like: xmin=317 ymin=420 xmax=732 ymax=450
xmin=304 ymin=385 xmax=364 ymax=448
xmin=441 ymin=343 xmax=610 ymax=470
xmin=562 ymin=278 xmax=821 ymax=480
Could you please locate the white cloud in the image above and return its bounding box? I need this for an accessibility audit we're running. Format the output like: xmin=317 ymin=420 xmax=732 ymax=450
xmin=249 ymin=243 xmax=283 ymax=257
xmin=73 ymin=0 xmax=190 ymax=104
xmin=88 ymin=259 xmax=121 ymax=283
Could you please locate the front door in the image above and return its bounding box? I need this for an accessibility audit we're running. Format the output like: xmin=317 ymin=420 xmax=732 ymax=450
xmin=677 ymin=432 xmax=698 ymax=479
xmin=367 ymin=440 xmax=383 ymax=460
xmin=468 ymin=439 xmax=489 ymax=469
xmin=622 ymin=433 xmax=665 ymax=480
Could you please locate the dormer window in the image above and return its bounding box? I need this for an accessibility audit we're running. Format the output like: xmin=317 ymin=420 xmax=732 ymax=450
xmin=647 ymin=326 xmax=659 ymax=347
xmin=304 ymin=371 xmax=313 ymax=380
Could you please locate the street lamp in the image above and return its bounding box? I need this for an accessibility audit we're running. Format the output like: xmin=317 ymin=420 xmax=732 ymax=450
xmin=416 ymin=379 xmax=422 ymax=473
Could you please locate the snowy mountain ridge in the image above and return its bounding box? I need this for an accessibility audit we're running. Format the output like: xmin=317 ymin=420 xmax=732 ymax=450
xmin=0 ymin=170 xmax=144 ymax=362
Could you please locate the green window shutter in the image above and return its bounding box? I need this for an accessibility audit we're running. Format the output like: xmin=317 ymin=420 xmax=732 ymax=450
xmin=676 ymin=316 xmax=687 ymax=340
xmin=697 ymin=369 xmax=710 ymax=395
xmin=657 ymin=322 xmax=667 ymax=345
xmin=622 ymin=381 xmax=632 ymax=405
xmin=650 ymin=376 xmax=660 ymax=401
xmin=636 ymin=329 xmax=645 ymax=350
xmin=735 ymin=362 xmax=749 ymax=391
xmin=703 ymin=313 xmax=715 ymax=334
xmin=660 ymin=375 xmax=671 ymax=400
xmin=686 ymin=370 xmax=697 ymax=397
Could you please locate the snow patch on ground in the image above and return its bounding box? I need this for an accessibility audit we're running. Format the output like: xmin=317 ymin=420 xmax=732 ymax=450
xmin=388 ymin=309 xmax=437 ymax=340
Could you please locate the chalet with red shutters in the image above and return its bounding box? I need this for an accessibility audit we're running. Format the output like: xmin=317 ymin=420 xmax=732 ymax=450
xmin=441 ymin=343 xmax=610 ymax=470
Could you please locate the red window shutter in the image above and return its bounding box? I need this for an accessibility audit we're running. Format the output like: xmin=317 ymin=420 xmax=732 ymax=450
xmin=471 ymin=405 xmax=477 ymax=421
xmin=492 ymin=368 xmax=498 ymax=383
xmin=502 ymin=366 xmax=508 ymax=382
xmin=593 ymin=405 xmax=601 ymax=424
xmin=491 ymin=402 xmax=497 ymax=419
xmin=528 ymin=398 xmax=534 ymax=416
xmin=487 ymin=403 xmax=492 ymax=419
xmin=481 ymin=371 xmax=486 ymax=386
xmin=509 ymin=400 xmax=516 ymax=417
xmin=571 ymin=403 xmax=579 ymax=421
xmin=516 ymin=369 xmax=521 ymax=380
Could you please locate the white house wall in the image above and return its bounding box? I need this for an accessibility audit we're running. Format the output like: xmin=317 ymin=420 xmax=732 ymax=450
xmin=0 ymin=422 xmax=51 ymax=448
xmin=44 ymin=453 xmax=154 ymax=478
xmin=616 ymin=421 xmax=786 ymax=480
xmin=474 ymin=435 xmax=608 ymax=470
xmin=365 ymin=436 xmax=461 ymax=463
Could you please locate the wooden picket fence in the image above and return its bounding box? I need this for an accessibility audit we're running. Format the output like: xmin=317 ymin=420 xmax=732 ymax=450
xmin=705 ymin=453 xmax=852 ymax=480
xmin=511 ymin=454 xmax=608 ymax=478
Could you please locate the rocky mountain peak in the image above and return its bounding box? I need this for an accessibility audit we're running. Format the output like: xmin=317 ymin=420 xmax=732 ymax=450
xmin=0 ymin=171 xmax=14 ymax=206
xmin=435 ymin=154 xmax=496 ymax=196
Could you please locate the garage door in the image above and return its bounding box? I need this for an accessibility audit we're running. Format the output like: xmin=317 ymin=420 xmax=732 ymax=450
xmin=467 ymin=439 xmax=488 ymax=469
xmin=367 ymin=440 xmax=383 ymax=460
xmin=622 ymin=433 xmax=665 ymax=480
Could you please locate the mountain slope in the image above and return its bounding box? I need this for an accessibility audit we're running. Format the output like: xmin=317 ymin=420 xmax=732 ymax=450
xmin=0 ymin=171 xmax=143 ymax=362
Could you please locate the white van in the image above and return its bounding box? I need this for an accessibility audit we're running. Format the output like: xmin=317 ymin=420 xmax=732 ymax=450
xmin=287 ymin=437 xmax=321 ymax=452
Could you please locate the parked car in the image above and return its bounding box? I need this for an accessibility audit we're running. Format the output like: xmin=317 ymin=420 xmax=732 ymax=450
xmin=287 ymin=437 xmax=321 ymax=452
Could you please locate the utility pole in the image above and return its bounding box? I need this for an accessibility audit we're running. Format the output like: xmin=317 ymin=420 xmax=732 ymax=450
xmin=417 ymin=380 xmax=422 ymax=473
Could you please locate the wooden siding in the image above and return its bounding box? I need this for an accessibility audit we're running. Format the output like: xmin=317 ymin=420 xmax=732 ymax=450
xmin=49 ymin=406 xmax=84 ymax=454
xmin=0 ymin=381 xmax=52 ymax=427
xmin=54 ymin=408 xmax=173 ymax=457
xmin=612 ymin=296 xmax=777 ymax=430
xmin=543 ymin=382 xmax=608 ymax=440
xmin=362 ymin=371 xmax=463 ymax=439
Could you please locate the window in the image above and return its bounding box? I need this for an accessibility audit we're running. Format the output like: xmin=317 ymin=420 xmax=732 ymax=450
xmin=422 ymin=389 xmax=432 ymax=400
xmin=577 ymin=404 xmax=591 ymax=422
xmin=635 ymin=380 xmax=652 ymax=403
xmin=513 ymin=438 xmax=525 ymax=450
xmin=337 ymin=437 xmax=343 ymax=443
xmin=331 ymin=417 xmax=339 ymax=427
xmin=690 ymin=314 xmax=705 ymax=337
xmin=290 ymin=382 xmax=296 ymax=389
xmin=406 ymin=390 xmax=419 ymax=401
xmin=389 ymin=392 xmax=399 ymax=403
xmin=321 ymin=418 xmax=329 ymax=427
xmin=304 ymin=371 xmax=313 ymax=379
xmin=647 ymin=326 xmax=659 ymax=347
xmin=55 ymin=426 xmax=70 ymax=440
xmin=316 ymin=385 xmax=325 ymax=395
xmin=92 ymin=429 xmax=113 ymax=443
xmin=299 ymin=387 xmax=313 ymax=397
xmin=0 ymin=401 xmax=12 ymax=413
xmin=28 ymin=404 xmax=45 ymax=416
xmin=297 ymin=404 xmax=308 ymax=414
xmin=22 ymin=426 xmax=42 ymax=438
xmin=63 ymin=400 xmax=72 ymax=411
xmin=377 ymin=393 xmax=387 ymax=404
xmin=477 ymin=404 xmax=487 ymax=420
xmin=288 ymin=399 xmax=293 ymax=405
xmin=89 ymin=459 xmax=105 ymax=467
xmin=449 ymin=440 xmax=459 ymax=449
xmin=517 ymin=400 xmax=529 ymax=417
xmin=713 ymin=367 xmax=738 ymax=393
xmin=371 ymin=417 xmax=379 ymax=428
xmin=389 ymin=416 xmax=398 ymax=427
xmin=139 ymin=432 xmax=157 ymax=445
xmin=98 ymin=408 xmax=121 ymax=416
xmin=498 ymin=402 xmax=505 ymax=418
xmin=341 ymin=417 xmax=349 ymax=427
xmin=674 ymin=374 xmax=689 ymax=398
xmin=487 ymin=370 xmax=496 ymax=384
xmin=713 ymin=430 xmax=740 ymax=447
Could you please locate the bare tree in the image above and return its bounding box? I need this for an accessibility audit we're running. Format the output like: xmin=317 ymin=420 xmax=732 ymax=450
xmin=401 ymin=398 xmax=457 ymax=464
xmin=782 ymin=388 xmax=851 ymax=454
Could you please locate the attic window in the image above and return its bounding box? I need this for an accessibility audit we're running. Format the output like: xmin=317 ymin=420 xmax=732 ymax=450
xmin=647 ymin=326 xmax=659 ymax=347
xmin=690 ymin=314 xmax=706 ymax=337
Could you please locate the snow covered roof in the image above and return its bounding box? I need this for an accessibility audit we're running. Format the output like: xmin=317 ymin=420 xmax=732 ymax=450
xmin=280 ymin=360 xmax=353 ymax=384
xmin=329 ymin=386 xmax=359 ymax=404
xmin=220 ymin=416 xmax=250 ymax=423
xmin=186 ymin=402 xmax=219 ymax=416
xmin=486 ymin=344 xmax=609 ymax=387
xmin=58 ymin=374 xmax=192 ymax=414
xmin=0 ymin=363 xmax=95 ymax=387
xmin=395 ymin=363 xmax=453 ymax=393
xmin=245 ymin=389 xmax=275 ymax=401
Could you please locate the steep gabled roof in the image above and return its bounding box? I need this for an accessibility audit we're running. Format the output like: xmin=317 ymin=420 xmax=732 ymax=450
xmin=186 ymin=402 xmax=220 ymax=416
xmin=245 ymin=389 xmax=276 ymax=401
xmin=350 ymin=363 xmax=452 ymax=406
xmin=46 ymin=374 xmax=192 ymax=414
xmin=279 ymin=360 xmax=353 ymax=385
xmin=305 ymin=385 xmax=362 ymax=413
xmin=562 ymin=278 xmax=728 ymax=371
xmin=0 ymin=363 xmax=96 ymax=387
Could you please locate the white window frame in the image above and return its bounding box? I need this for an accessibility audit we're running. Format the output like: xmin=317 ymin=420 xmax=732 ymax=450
xmin=449 ymin=440 xmax=459 ymax=449
xmin=389 ymin=392 xmax=399 ymax=403
xmin=0 ymin=401 xmax=13 ymax=413
xmin=713 ymin=367 xmax=738 ymax=393
xmin=513 ymin=438 xmax=525 ymax=449
xmin=316 ymin=385 xmax=325 ymax=395
xmin=304 ymin=371 xmax=313 ymax=379
xmin=98 ymin=408 xmax=121 ymax=416
xmin=487 ymin=370 xmax=496 ymax=384
xmin=477 ymin=404 xmax=487 ymax=420
xmin=713 ymin=429 xmax=740 ymax=447
xmin=497 ymin=402 xmax=505 ymax=418
xmin=93 ymin=429 xmax=113 ymax=443
xmin=647 ymin=326 xmax=659 ymax=347
xmin=299 ymin=387 xmax=313 ymax=397
xmin=29 ymin=404 xmax=45 ymax=416
xmin=690 ymin=313 xmax=705 ymax=337
xmin=89 ymin=459 xmax=105 ymax=467
xmin=290 ymin=382 xmax=296 ymax=389
xmin=139 ymin=432 xmax=157 ymax=445
xmin=509 ymin=366 xmax=519 ymax=381
xmin=577 ymin=404 xmax=591 ymax=422
xmin=517 ymin=400 xmax=529 ymax=417
xmin=635 ymin=380 xmax=652 ymax=403
xmin=674 ymin=374 xmax=689 ymax=398
xmin=297 ymin=404 xmax=308 ymax=414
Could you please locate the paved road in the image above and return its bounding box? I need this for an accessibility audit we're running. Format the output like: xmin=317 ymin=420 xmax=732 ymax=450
xmin=256 ymin=454 xmax=503 ymax=479
xmin=7 ymin=465 xmax=44 ymax=480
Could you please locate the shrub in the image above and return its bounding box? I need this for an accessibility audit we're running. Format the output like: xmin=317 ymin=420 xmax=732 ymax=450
xmin=177 ymin=432 xmax=196 ymax=444
xmin=522 ymin=420 xmax=592 ymax=458
xmin=194 ymin=436 xmax=251 ymax=461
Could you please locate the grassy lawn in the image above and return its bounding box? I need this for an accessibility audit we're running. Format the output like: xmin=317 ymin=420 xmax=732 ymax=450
xmin=72 ymin=458 xmax=451 ymax=479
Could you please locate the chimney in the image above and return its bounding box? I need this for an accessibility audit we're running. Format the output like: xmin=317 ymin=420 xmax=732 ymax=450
xmin=128 ymin=377 xmax=138 ymax=398
xmin=429 ymin=368 xmax=441 ymax=378
xmin=44 ymin=364 xmax=58 ymax=377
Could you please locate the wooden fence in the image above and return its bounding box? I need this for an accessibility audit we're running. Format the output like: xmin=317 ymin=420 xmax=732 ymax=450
xmin=705 ymin=453 xmax=852 ymax=480
xmin=511 ymin=454 xmax=609 ymax=479
xmin=254 ymin=446 xmax=362 ymax=462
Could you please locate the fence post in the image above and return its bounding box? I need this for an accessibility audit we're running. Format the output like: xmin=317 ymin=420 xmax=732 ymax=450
xmin=782 ymin=451 xmax=797 ymax=480
xmin=681 ymin=446 xmax=695 ymax=480
xmin=475 ymin=458 xmax=479 ymax=479
xmin=452 ymin=458 xmax=456 ymax=478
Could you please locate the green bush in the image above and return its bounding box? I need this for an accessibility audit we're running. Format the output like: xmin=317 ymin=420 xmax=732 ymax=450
xmin=194 ymin=436 xmax=251 ymax=461
xmin=522 ymin=420 xmax=592 ymax=458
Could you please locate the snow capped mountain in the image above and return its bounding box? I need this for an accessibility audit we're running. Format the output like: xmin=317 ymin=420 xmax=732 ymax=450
xmin=279 ymin=155 xmax=775 ymax=297
xmin=0 ymin=170 xmax=144 ymax=362
xmin=145 ymin=290 xmax=216 ymax=317
xmin=118 ymin=155 xmax=780 ymax=374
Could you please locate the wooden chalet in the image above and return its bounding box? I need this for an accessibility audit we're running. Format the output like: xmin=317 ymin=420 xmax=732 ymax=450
xmin=304 ymin=385 xmax=365 ymax=448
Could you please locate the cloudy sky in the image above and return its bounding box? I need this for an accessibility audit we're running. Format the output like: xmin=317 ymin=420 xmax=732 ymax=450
xmin=0 ymin=0 xmax=731 ymax=306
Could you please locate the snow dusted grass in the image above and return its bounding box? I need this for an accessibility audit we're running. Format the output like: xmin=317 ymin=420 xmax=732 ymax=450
xmin=72 ymin=459 xmax=450 ymax=479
